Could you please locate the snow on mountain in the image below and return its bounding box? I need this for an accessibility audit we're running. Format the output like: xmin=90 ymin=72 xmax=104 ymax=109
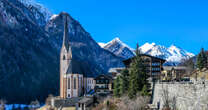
xmin=140 ymin=42 xmax=156 ymax=53
xmin=140 ymin=43 xmax=171 ymax=59
xmin=101 ymin=37 xmax=135 ymax=59
xmin=18 ymin=0 xmax=52 ymax=22
xmin=100 ymin=38 xmax=195 ymax=65
xmin=166 ymin=45 xmax=194 ymax=63
xmin=105 ymin=37 xmax=134 ymax=51
xmin=140 ymin=43 xmax=195 ymax=65
xmin=50 ymin=14 xmax=58 ymax=20
xmin=98 ymin=42 xmax=106 ymax=48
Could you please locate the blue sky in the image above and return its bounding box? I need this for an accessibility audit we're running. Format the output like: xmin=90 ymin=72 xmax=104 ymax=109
xmin=38 ymin=0 xmax=208 ymax=54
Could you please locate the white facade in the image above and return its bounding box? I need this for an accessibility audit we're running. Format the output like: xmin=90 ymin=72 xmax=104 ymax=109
xmin=84 ymin=78 xmax=95 ymax=93
xmin=66 ymin=74 xmax=84 ymax=98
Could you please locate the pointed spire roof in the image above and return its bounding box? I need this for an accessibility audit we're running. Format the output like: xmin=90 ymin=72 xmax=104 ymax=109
xmin=62 ymin=15 xmax=70 ymax=51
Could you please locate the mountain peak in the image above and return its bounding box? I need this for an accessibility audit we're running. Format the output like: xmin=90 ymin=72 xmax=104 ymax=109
xmin=151 ymin=42 xmax=156 ymax=46
xmin=100 ymin=38 xmax=195 ymax=65
xmin=142 ymin=42 xmax=156 ymax=47
xmin=169 ymin=44 xmax=179 ymax=49
xmin=101 ymin=37 xmax=135 ymax=59
xmin=110 ymin=37 xmax=122 ymax=44
xmin=50 ymin=14 xmax=58 ymax=20
xmin=114 ymin=37 xmax=121 ymax=41
xmin=105 ymin=37 xmax=133 ymax=50
xmin=140 ymin=42 xmax=156 ymax=53
xmin=98 ymin=42 xmax=106 ymax=48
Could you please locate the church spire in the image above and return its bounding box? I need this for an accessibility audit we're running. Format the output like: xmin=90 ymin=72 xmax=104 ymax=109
xmin=62 ymin=15 xmax=70 ymax=51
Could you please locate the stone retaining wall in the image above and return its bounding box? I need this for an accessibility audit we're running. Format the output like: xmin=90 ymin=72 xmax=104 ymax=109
xmin=152 ymin=82 xmax=208 ymax=110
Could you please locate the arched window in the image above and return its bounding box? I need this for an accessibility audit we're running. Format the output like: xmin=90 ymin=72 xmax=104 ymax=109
xmin=68 ymin=78 xmax=70 ymax=89
xmin=74 ymin=78 xmax=76 ymax=89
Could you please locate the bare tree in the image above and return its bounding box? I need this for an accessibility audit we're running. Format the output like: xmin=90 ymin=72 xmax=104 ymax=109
xmin=161 ymin=86 xmax=178 ymax=110
xmin=0 ymin=99 xmax=6 ymax=110
xmin=118 ymin=94 xmax=150 ymax=110
xmin=29 ymin=100 xmax=40 ymax=110
xmin=45 ymin=94 xmax=54 ymax=106
xmin=162 ymin=87 xmax=170 ymax=109
xmin=171 ymin=96 xmax=177 ymax=110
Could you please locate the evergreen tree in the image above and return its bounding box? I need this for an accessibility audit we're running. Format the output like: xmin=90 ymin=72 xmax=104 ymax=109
xmin=119 ymin=69 xmax=129 ymax=95
xmin=141 ymin=85 xmax=149 ymax=96
xmin=197 ymin=48 xmax=207 ymax=70
xmin=197 ymin=51 xmax=203 ymax=70
xmin=202 ymin=49 xmax=207 ymax=68
xmin=113 ymin=76 xmax=121 ymax=97
xmin=206 ymin=51 xmax=208 ymax=68
xmin=128 ymin=44 xmax=147 ymax=99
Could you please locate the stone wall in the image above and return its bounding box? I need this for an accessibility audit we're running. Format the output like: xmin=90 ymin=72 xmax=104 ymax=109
xmin=152 ymin=82 xmax=208 ymax=110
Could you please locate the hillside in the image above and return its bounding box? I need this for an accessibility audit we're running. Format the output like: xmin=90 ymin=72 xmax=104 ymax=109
xmin=0 ymin=0 xmax=124 ymax=104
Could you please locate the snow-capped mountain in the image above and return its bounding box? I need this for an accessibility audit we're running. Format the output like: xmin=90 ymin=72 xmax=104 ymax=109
xmin=140 ymin=43 xmax=171 ymax=60
xmin=100 ymin=37 xmax=135 ymax=59
xmin=99 ymin=39 xmax=195 ymax=65
xmin=140 ymin=43 xmax=195 ymax=65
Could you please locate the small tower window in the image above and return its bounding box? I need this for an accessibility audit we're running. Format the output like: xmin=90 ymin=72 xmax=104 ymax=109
xmin=63 ymin=55 xmax=66 ymax=60
xmin=68 ymin=78 xmax=70 ymax=89
xmin=74 ymin=78 xmax=76 ymax=89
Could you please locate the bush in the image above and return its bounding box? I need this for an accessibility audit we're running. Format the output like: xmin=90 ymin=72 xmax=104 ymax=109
xmin=118 ymin=94 xmax=150 ymax=110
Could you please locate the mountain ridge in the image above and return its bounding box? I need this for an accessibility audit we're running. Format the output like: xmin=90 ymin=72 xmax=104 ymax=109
xmin=99 ymin=38 xmax=195 ymax=65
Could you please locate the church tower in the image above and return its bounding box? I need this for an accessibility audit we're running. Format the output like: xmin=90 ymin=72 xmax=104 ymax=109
xmin=60 ymin=15 xmax=71 ymax=99
xmin=60 ymin=15 xmax=84 ymax=98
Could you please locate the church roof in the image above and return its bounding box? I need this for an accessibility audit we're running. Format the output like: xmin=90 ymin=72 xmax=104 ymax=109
xmin=66 ymin=59 xmax=84 ymax=74
xmin=66 ymin=59 xmax=94 ymax=77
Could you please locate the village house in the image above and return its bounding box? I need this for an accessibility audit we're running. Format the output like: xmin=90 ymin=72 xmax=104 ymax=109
xmin=94 ymin=74 xmax=113 ymax=94
xmin=123 ymin=54 xmax=166 ymax=80
xmin=108 ymin=67 xmax=125 ymax=77
xmin=161 ymin=66 xmax=188 ymax=81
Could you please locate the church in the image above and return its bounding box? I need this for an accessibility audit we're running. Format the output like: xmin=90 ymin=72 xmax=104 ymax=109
xmin=60 ymin=16 xmax=95 ymax=99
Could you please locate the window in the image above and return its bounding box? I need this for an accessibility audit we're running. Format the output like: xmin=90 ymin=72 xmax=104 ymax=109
xmin=106 ymin=80 xmax=109 ymax=83
xmin=74 ymin=78 xmax=76 ymax=89
xmin=63 ymin=55 xmax=66 ymax=60
xmin=68 ymin=78 xmax=70 ymax=89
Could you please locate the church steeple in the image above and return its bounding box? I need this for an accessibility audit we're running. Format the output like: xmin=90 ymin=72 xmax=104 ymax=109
xmin=62 ymin=15 xmax=70 ymax=51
